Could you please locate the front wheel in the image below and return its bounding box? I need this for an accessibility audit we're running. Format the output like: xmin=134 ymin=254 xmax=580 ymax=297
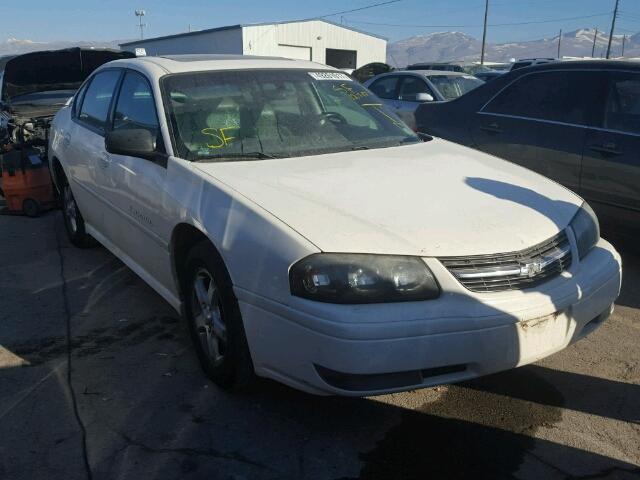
xmin=184 ymin=241 xmax=255 ymax=390
xmin=62 ymin=182 xmax=95 ymax=248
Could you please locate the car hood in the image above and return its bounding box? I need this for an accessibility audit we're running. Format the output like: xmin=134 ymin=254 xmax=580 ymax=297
xmin=194 ymin=140 xmax=583 ymax=257
xmin=1 ymin=48 xmax=133 ymax=103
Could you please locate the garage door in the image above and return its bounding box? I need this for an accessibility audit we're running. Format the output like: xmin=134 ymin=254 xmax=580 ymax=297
xmin=277 ymin=44 xmax=312 ymax=61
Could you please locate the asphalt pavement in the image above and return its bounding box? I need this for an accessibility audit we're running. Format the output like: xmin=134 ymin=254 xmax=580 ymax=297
xmin=0 ymin=210 xmax=638 ymax=480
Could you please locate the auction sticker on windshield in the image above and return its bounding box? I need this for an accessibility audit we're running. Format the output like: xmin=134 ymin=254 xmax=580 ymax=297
xmin=308 ymin=72 xmax=352 ymax=81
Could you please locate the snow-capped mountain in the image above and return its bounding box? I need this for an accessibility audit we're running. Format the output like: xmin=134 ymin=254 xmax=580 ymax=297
xmin=387 ymin=28 xmax=640 ymax=66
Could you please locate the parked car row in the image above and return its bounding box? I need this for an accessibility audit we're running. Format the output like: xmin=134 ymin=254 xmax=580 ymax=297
xmin=364 ymin=70 xmax=484 ymax=129
xmin=47 ymin=54 xmax=621 ymax=396
xmin=415 ymin=60 xmax=640 ymax=233
xmin=406 ymin=61 xmax=505 ymax=82
xmin=357 ymin=61 xmax=508 ymax=130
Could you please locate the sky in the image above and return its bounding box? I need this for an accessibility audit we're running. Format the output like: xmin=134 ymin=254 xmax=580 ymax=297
xmin=3 ymin=0 xmax=640 ymax=44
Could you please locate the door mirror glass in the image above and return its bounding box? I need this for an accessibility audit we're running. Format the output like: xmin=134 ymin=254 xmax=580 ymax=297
xmin=414 ymin=92 xmax=434 ymax=102
xmin=105 ymin=129 xmax=155 ymax=159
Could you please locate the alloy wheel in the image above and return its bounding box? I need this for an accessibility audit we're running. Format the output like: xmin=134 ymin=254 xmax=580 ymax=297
xmin=191 ymin=268 xmax=227 ymax=366
xmin=63 ymin=185 xmax=78 ymax=234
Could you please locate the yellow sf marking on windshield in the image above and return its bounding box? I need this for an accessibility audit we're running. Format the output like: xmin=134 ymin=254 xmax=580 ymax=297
xmin=201 ymin=127 xmax=237 ymax=148
xmin=361 ymin=103 xmax=406 ymax=128
xmin=332 ymin=83 xmax=369 ymax=100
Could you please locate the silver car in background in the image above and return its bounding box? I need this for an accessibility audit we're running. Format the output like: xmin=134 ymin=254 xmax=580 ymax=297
xmin=364 ymin=70 xmax=484 ymax=129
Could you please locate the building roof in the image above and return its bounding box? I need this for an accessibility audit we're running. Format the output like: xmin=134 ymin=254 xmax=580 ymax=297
xmin=119 ymin=18 xmax=386 ymax=47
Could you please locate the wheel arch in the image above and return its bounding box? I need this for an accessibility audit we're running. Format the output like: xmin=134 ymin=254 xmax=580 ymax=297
xmin=170 ymin=223 xmax=229 ymax=304
xmin=50 ymin=156 xmax=67 ymax=193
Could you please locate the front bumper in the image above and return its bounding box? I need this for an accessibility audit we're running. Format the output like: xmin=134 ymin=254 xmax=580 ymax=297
xmin=236 ymin=238 xmax=622 ymax=396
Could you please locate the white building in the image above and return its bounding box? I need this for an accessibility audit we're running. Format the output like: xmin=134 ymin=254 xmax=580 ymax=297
xmin=120 ymin=19 xmax=386 ymax=69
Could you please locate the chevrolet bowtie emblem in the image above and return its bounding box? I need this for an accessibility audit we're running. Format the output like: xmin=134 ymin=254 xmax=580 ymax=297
xmin=520 ymin=261 xmax=543 ymax=278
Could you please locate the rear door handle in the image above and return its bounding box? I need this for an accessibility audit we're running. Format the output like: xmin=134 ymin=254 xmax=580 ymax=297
xmin=588 ymin=142 xmax=621 ymax=155
xmin=480 ymin=122 xmax=502 ymax=134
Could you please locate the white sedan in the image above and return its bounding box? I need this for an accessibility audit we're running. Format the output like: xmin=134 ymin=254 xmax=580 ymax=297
xmin=49 ymin=55 xmax=621 ymax=396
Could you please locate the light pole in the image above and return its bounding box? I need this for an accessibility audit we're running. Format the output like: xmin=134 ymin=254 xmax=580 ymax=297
xmin=135 ymin=10 xmax=146 ymax=40
xmin=606 ymin=0 xmax=619 ymax=59
xmin=480 ymin=0 xmax=489 ymax=65
xmin=557 ymin=29 xmax=562 ymax=58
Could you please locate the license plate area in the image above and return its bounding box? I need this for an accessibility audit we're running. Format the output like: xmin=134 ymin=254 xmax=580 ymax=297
xmin=516 ymin=310 xmax=571 ymax=364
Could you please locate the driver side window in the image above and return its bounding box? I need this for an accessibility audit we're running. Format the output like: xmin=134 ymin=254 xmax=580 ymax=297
xmin=369 ymin=75 xmax=400 ymax=100
xmin=113 ymin=71 xmax=160 ymax=136
xmin=398 ymin=76 xmax=432 ymax=101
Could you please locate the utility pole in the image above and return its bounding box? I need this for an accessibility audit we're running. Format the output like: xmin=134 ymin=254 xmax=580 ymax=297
xmin=591 ymin=27 xmax=598 ymax=57
xmin=606 ymin=0 xmax=619 ymax=59
xmin=557 ymin=29 xmax=562 ymax=58
xmin=621 ymin=34 xmax=626 ymax=57
xmin=480 ymin=0 xmax=489 ymax=65
xmin=135 ymin=10 xmax=146 ymax=40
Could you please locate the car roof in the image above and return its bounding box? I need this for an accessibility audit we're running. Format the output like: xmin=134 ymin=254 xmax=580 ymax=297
xmin=100 ymin=54 xmax=336 ymax=77
xmin=372 ymin=70 xmax=470 ymax=79
xmin=406 ymin=70 xmax=470 ymax=77
xmin=516 ymin=58 xmax=556 ymax=62
xmin=512 ymin=59 xmax=640 ymax=73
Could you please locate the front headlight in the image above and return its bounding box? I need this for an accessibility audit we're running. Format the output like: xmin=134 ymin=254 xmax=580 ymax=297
xmin=569 ymin=202 xmax=600 ymax=260
xmin=289 ymin=253 xmax=440 ymax=304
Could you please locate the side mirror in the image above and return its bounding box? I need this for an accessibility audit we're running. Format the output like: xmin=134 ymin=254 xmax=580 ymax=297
xmin=415 ymin=92 xmax=434 ymax=102
xmin=105 ymin=128 xmax=156 ymax=159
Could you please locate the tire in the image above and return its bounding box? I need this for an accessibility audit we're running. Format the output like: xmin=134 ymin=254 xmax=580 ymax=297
xmin=61 ymin=181 xmax=95 ymax=248
xmin=184 ymin=241 xmax=255 ymax=390
xmin=22 ymin=198 xmax=40 ymax=217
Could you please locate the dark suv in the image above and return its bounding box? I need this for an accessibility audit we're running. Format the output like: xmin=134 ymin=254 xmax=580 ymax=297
xmin=415 ymin=60 xmax=640 ymax=231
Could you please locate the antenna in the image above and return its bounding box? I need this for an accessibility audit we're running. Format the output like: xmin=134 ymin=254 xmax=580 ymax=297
xmin=135 ymin=10 xmax=146 ymax=40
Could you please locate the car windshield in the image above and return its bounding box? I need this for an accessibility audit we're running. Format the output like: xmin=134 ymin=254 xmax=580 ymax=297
xmin=161 ymin=69 xmax=419 ymax=161
xmin=426 ymin=75 xmax=484 ymax=100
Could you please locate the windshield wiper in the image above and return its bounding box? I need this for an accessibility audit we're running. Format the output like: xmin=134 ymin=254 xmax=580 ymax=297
xmin=193 ymin=152 xmax=279 ymax=162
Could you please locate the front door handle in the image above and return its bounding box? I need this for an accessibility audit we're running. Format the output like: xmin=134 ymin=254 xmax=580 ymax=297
xmin=588 ymin=142 xmax=621 ymax=155
xmin=480 ymin=122 xmax=502 ymax=134
xmin=98 ymin=153 xmax=111 ymax=168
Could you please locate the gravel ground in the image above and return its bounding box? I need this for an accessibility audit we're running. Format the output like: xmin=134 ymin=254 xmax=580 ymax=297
xmin=0 ymin=211 xmax=638 ymax=480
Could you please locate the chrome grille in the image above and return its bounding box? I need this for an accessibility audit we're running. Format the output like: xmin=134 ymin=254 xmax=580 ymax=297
xmin=439 ymin=231 xmax=572 ymax=293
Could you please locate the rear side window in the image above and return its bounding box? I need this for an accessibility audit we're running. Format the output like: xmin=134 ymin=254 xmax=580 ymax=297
xmin=368 ymin=75 xmax=399 ymax=100
xmin=113 ymin=71 xmax=159 ymax=135
xmin=72 ymin=81 xmax=89 ymax=117
xmin=603 ymin=73 xmax=640 ymax=135
xmin=483 ymin=71 xmax=600 ymax=126
xmin=78 ymin=70 xmax=121 ymax=131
